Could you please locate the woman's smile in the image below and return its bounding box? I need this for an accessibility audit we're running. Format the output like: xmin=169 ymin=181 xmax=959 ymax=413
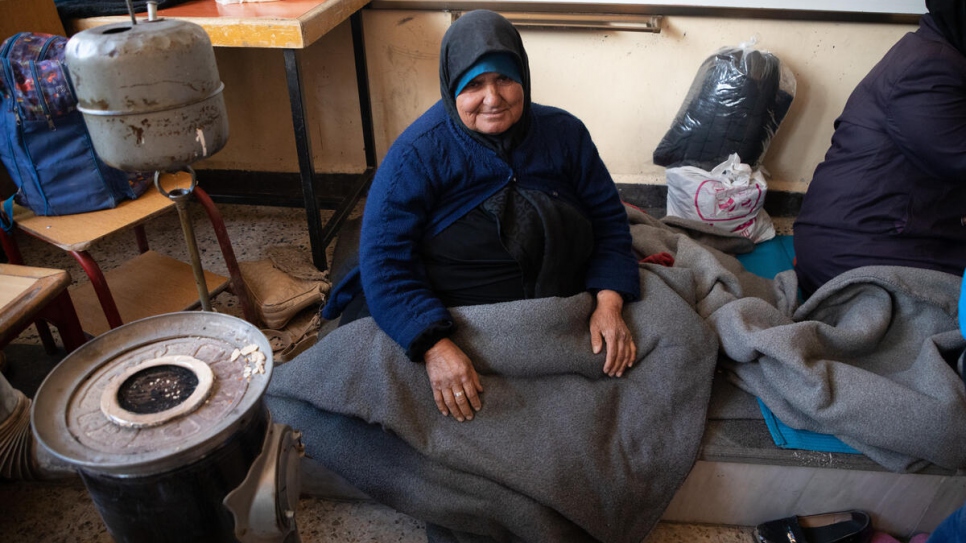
xmin=479 ymin=108 xmax=510 ymax=120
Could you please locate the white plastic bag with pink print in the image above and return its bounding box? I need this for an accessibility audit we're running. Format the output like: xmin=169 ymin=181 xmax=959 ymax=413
xmin=664 ymin=153 xmax=776 ymax=243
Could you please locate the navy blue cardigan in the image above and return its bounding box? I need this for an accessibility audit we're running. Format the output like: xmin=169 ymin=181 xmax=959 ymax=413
xmin=323 ymin=101 xmax=640 ymax=355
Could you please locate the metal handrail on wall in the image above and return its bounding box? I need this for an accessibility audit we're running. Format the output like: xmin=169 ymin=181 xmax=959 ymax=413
xmin=452 ymin=11 xmax=663 ymax=32
xmin=371 ymin=1 xmax=922 ymax=24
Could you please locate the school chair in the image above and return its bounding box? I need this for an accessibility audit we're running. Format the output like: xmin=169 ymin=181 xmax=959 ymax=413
xmin=0 ymin=172 xmax=256 ymax=337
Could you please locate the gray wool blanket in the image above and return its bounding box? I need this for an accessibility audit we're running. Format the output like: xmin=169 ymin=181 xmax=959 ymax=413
xmin=266 ymin=205 xmax=966 ymax=542
xmin=712 ymin=265 xmax=966 ymax=472
xmin=266 ymin=264 xmax=720 ymax=543
xmin=625 ymin=208 xmax=966 ymax=472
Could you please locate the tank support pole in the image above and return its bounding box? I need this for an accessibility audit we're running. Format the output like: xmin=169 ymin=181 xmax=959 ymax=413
xmin=155 ymin=169 xmax=213 ymax=312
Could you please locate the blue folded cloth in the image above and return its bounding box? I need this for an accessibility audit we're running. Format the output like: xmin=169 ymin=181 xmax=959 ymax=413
xmin=736 ymin=235 xmax=796 ymax=280
xmin=758 ymin=399 xmax=860 ymax=454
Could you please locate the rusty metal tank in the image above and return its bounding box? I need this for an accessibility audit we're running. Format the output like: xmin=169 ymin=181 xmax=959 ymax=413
xmin=64 ymin=18 xmax=228 ymax=171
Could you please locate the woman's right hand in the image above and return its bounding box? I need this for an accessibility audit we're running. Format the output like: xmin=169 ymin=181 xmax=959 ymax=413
xmin=424 ymin=338 xmax=484 ymax=421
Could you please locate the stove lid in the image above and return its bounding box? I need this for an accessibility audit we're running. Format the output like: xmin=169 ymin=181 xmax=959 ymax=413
xmin=32 ymin=312 xmax=273 ymax=476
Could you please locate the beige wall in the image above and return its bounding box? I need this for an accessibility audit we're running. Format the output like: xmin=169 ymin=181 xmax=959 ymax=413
xmin=201 ymin=10 xmax=916 ymax=195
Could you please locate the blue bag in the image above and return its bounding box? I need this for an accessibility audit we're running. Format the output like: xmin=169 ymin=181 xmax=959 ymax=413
xmin=0 ymin=32 xmax=150 ymax=229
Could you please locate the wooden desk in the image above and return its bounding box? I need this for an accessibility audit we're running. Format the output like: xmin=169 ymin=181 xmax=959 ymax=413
xmin=69 ymin=0 xmax=369 ymax=48
xmin=69 ymin=0 xmax=376 ymax=271
xmin=0 ymin=264 xmax=86 ymax=353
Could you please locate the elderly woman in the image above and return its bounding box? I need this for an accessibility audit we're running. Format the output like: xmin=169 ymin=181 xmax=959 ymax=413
xmin=793 ymin=0 xmax=966 ymax=297
xmin=323 ymin=10 xmax=640 ymax=422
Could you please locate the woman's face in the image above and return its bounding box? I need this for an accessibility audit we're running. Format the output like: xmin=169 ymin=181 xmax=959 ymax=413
xmin=455 ymin=72 xmax=524 ymax=135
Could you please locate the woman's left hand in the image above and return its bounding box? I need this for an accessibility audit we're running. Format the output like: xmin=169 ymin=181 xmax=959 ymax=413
xmin=589 ymin=290 xmax=636 ymax=377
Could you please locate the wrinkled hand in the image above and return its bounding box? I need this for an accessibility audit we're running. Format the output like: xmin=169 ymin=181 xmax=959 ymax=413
xmin=589 ymin=290 xmax=636 ymax=377
xmin=424 ymin=338 xmax=484 ymax=421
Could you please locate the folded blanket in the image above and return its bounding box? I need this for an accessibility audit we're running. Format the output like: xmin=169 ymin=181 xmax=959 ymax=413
xmin=631 ymin=208 xmax=966 ymax=471
xmin=713 ymin=265 xmax=966 ymax=472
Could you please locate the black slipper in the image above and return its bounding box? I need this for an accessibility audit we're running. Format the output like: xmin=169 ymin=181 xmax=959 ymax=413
xmin=753 ymin=510 xmax=873 ymax=543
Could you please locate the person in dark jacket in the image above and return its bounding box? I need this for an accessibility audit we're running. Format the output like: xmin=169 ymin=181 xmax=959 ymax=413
xmin=793 ymin=0 xmax=966 ymax=297
xmin=322 ymin=10 xmax=641 ymax=422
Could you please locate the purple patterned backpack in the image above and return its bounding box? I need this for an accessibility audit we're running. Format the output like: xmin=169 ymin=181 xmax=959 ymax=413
xmin=0 ymin=33 xmax=75 ymax=123
xmin=0 ymin=32 xmax=150 ymax=225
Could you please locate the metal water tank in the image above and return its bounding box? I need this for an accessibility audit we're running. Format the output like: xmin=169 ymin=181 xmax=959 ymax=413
xmin=64 ymin=18 xmax=228 ymax=171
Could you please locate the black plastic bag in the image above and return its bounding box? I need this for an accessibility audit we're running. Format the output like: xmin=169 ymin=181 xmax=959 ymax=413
xmin=653 ymin=39 xmax=796 ymax=170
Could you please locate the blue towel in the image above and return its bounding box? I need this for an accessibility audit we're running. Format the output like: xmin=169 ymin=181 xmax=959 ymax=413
xmin=758 ymin=399 xmax=860 ymax=454
xmin=738 ymin=236 xmax=859 ymax=454
xmin=736 ymin=235 xmax=796 ymax=280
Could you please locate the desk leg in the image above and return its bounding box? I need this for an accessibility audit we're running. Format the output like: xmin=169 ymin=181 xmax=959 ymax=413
xmin=351 ymin=10 xmax=377 ymax=171
xmin=283 ymin=48 xmax=327 ymax=271
xmin=42 ymin=290 xmax=87 ymax=353
xmin=283 ymin=10 xmax=376 ymax=272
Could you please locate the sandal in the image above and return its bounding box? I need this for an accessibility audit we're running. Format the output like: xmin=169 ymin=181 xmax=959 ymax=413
xmin=754 ymin=510 xmax=873 ymax=543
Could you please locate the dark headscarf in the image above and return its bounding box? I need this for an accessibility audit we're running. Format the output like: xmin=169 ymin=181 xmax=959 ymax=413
xmin=927 ymin=0 xmax=966 ymax=57
xmin=439 ymin=10 xmax=532 ymax=157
